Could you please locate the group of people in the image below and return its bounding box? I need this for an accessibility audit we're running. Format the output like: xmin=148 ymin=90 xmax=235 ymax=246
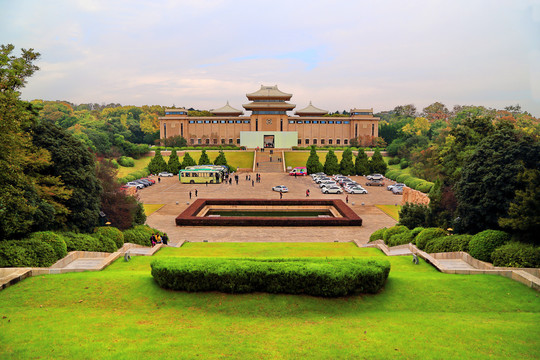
xmin=150 ymin=233 xmax=168 ymax=247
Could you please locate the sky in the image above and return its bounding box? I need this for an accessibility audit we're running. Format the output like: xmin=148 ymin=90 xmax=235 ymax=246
xmin=1 ymin=0 xmax=539 ymax=116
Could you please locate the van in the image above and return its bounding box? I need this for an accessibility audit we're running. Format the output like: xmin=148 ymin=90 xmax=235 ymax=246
xmin=289 ymin=167 xmax=307 ymax=176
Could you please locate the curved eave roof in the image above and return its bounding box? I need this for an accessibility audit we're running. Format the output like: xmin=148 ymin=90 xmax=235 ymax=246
xmin=211 ymin=102 xmax=243 ymax=116
xmin=246 ymin=85 xmax=292 ymax=100
xmin=295 ymin=101 xmax=328 ymax=116
xmin=242 ymin=102 xmax=296 ymax=111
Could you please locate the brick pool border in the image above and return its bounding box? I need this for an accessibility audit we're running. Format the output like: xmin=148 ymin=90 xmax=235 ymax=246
xmin=175 ymin=199 xmax=363 ymax=226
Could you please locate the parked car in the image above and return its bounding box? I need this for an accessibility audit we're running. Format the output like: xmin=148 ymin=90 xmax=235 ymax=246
xmin=392 ymin=186 xmax=404 ymax=195
xmin=132 ymin=179 xmax=149 ymax=187
xmin=343 ymin=182 xmax=359 ymax=190
xmin=141 ymin=177 xmax=155 ymax=184
xmin=138 ymin=179 xmax=153 ymax=186
xmin=387 ymin=183 xmax=405 ymax=191
xmin=127 ymin=181 xmax=144 ymax=189
xmin=365 ymin=180 xmax=384 ymax=186
xmin=315 ymin=177 xmax=331 ymax=184
xmin=366 ymin=174 xmax=384 ymax=180
xmin=310 ymin=172 xmax=325 ymax=178
xmin=322 ymin=186 xmax=343 ymax=194
xmin=319 ymin=181 xmax=337 ymax=188
xmin=346 ymin=186 xmax=368 ymax=194
xmin=158 ymin=172 xmax=174 ymax=177
xmin=339 ymin=178 xmax=355 ymax=186
xmin=272 ymin=185 xmax=289 ymax=193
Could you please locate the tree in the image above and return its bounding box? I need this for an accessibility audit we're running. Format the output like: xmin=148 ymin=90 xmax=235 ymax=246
xmin=455 ymin=124 xmax=539 ymax=234
xmin=198 ymin=149 xmax=211 ymax=165
xmin=354 ymin=148 xmax=370 ymax=175
xmin=32 ymin=121 xmax=103 ymax=233
xmin=163 ymin=135 xmax=187 ymax=148
xmin=368 ymin=148 xmax=387 ymax=174
xmin=167 ymin=149 xmax=181 ymax=175
xmin=213 ymin=150 xmax=228 ymax=166
xmin=498 ymin=168 xmax=540 ymax=244
xmin=323 ymin=149 xmax=340 ymax=175
xmin=339 ymin=148 xmax=355 ymax=175
xmin=96 ymin=159 xmax=146 ymax=230
xmin=393 ymin=104 xmax=417 ymax=117
xmin=0 ymin=44 xmax=42 ymax=238
xmin=402 ymin=117 xmax=430 ymax=137
xmin=148 ymin=149 xmax=168 ymax=174
xmin=306 ymin=146 xmax=323 ymax=174
xmin=181 ymin=152 xmax=196 ymax=169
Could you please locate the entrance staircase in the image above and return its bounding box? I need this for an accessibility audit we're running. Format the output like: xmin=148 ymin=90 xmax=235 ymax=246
xmin=255 ymin=150 xmax=283 ymax=173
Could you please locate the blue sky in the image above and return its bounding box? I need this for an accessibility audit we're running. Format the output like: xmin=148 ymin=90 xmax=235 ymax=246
xmin=1 ymin=0 xmax=539 ymax=115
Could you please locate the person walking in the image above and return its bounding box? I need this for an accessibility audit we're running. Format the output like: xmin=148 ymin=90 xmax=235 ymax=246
xmin=306 ymin=189 xmax=310 ymax=197
xmin=189 ymin=191 xmax=192 ymax=199
xmin=346 ymin=195 xmax=349 ymax=203
xmin=252 ymin=179 xmax=254 ymax=187
xmin=195 ymin=189 xmax=198 ymax=197
xmin=158 ymin=177 xmax=161 ymax=183
xmin=279 ymin=191 xmax=283 ymax=199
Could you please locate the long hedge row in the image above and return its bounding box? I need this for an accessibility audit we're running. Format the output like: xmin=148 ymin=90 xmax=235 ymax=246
xmin=151 ymin=257 xmax=391 ymax=297
xmin=385 ymin=168 xmax=433 ymax=193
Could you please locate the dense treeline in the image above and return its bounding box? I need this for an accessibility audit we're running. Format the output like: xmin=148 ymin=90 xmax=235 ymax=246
xmin=377 ymin=103 xmax=540 ymax=245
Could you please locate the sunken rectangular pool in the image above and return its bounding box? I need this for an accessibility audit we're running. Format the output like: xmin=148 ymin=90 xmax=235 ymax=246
xmin=175 ymin=199 xmax=362 ymax=226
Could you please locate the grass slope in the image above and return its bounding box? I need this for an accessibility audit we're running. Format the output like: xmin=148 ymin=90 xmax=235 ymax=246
xmin=0 ymin=243 xmax=538 ymax=359
xmin=375 ymin=205 xmax=401 ymax=220
xmin=143 ymin=204 xmax=164 ymax=216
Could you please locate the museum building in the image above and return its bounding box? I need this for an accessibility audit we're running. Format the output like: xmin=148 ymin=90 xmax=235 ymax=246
xmin=159 ymin=85 xmax=379 ymax=148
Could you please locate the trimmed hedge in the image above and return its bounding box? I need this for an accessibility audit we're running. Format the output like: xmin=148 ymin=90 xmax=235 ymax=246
xmin=62 ymin=232 xmax=117 ymax=253
xmin=415 ymin=228 xmax=447 ymax=250
xmin=369 ymin=227 xmax=387 ymax=242
xmin=28 ymin=231 xmax=67 ymax=259
xmin=469 ymin=230 xmax=510 ymax=262
xmin=411 ymin=227 xmax=425 ymax=238
xmin=384 ymin=168 xmax=434 ymax=193
xmin=123 ymin=225 xmax=165 ymax=247
xmin=383 ymin=225 xmax=409 ymax=242
xmin=491 ymin=242 xmax=540 ymax=268
xmin=151 ymin=257 xmax=391 ymax=297
xmin=0 ymin=239 xmax=57 ymax=267
xmin=387 ymin=231 xmax=414 ymax=247
xmin=424 ymin=234 xmax=473 ymax=254
xmin=118 ymin=156 xmax=135 ymax=167
xmin=93 ymin=227 xmax=124 ymax=249
xmin=119 ymin=167 xmax=151 ymax=184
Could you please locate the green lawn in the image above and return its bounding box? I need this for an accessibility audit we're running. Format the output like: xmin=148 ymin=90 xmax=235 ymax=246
xmin=375 ymin=205 xmax=401 ymax=220
xmin=0 ymin=243 xmax=538 ymax=359
xmin=143 ymin=204 xmax=164 ymax=216
xmin=117 ymin=156 xmax=169 ymax=178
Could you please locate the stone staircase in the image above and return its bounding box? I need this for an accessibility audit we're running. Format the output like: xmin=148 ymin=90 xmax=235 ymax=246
xmin=255 ymin=150 xmax=283 ymax=173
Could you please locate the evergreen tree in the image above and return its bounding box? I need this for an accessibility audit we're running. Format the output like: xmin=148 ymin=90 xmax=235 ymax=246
xmin=323 ymin=149 xmax=340 ymax=175
xmin=306 ymin=146 xmax=323 ymax=174
xmin=167 ymin=149 xmax=181 ymax=175
xmin=213 ymin=150 xmax=228 ymax=166
xmin=199 ymin=149 xmax=211 ymax=165
xmin=339 ymin=148 xmax=355 ymax=175
xmin=354 ymin=148 xmax=370 ymax=175
xmin=368 ymin=148 xmax=387 ymax=174
xmin=148 ymin=149 xmax=168 ymax=174
xmin=181 ymin=152 xmax=196 ymax=169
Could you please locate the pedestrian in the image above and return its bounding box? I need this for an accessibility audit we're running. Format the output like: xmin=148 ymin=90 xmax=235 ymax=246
xmin=256 ymin=162 xmax=259 ymax=167
xmin=346 ymin=195 xmax=349 ymax=203
xmin=162 ymin=234 xmax=168 ymax=245
xmin=294 ymin=172 xmax=297 ymax=178
xmin=206 ymin=181 xmax=208 ymax=186
xmin=252 ymin=179 xmax=254 ymax=187
xmin=248 ymin=175 xmax=251 ymax=181
xmin=280 ymin=191 xmax=283 ymax=199
xmin=306 ymin=189 xmax=310 ymax=197
xmin=158 ymin=177 xmax=161 ymax=183
xmin=189 ymin=191 xmax=192 ymax=199
xmin=246 ymin=174 xmax=248 ymax=180
xmin=195 ymin=189 xmax=198 ymax=197
xmin=150 ymin=233 xmax=156 ymax=247
xmin=229 ymin=178 xmax=232 ymax=185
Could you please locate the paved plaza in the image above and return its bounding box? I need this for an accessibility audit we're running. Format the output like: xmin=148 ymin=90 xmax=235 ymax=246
xmin=139 ymin=173 xmax=400 ymax=245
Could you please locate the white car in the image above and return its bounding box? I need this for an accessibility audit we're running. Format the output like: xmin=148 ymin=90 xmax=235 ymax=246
xmin=272 ymin=185 xmax=289 ymax=193
xmin=319 ymin=181 xmax=337 ymax=188
xmin=367 ymin=174 xmax=384 ymax=180
xmin=315 ymin=177 xmax=331 ymax=184
xmin=346 ymin=186 xmax=368 ymax=194
xmin=126 ymin=181 xmax=144 ymax=189
xmin=322 ymin=186 xmax=343 ymax=194
xmin=158 ymin=172 xmax=174 ymax=177
xmin=387 ymin=183 xmax=405 ymax=191
xmin=311 ymin=172 xmax=325 ymax=178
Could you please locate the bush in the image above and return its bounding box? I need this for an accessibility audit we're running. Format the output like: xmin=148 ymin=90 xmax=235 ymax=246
xmin=93 ymin=227 xmax=124 ymax=249
xmin=28 ymin=231 xmax=67 ymax=259
xmin=388 ymin=157 xmax=400 ymax=165
xmin=415 ymin=228 xmax=447 ymax=250
xmin=387 ymin=231 xmax=414 ymax=247
xmin=491 ymin=242 xmax=540 ymax=268
xmin=62 ymin=232 xmax=117 ymax=253
xmin=118 ymin=156 xmax=135 ymax=167
xmin=411 ymin=227 xmax=425 ymax=238
xmin=0 ymin=239 xmax=57 ymax=267
xmin=416 ymin=181 xmax=434 ymax=193
xmin=383 ymin=225 xmax=409 ymax=242
xmin=123 ymin=225 xmax=164 ymax=247
xmin=424 ymin=234 xmax=473 ymax=253
xmin=369 ymin=228 xmax=387 ymax=242
xmin=399 ymin=159 xmax=409 ymax=169
xmin=151 ymin=257 xmax=391 ymax=297
xmin=469 ymin=230 xmax=510 ymax=262
xmin=385 ymin=169 xmax=401 ymax=179
xmin=398 ymin=203 xmax=430 ymax=229
xmin=396 ymin=174 xmax=412 ymax=183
